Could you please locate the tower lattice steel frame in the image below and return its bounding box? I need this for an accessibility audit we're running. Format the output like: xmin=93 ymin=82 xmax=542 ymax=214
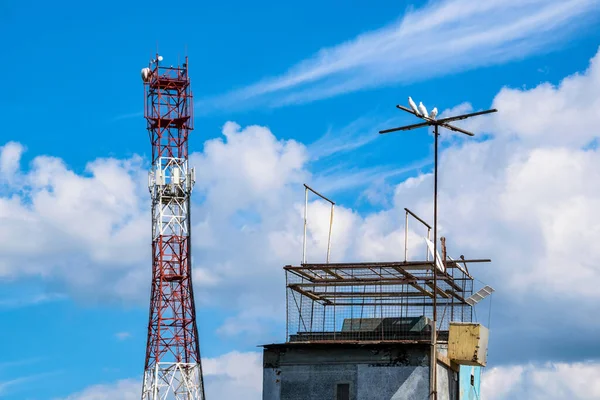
xmin=141 ymin=54 xmax=205 ymax=400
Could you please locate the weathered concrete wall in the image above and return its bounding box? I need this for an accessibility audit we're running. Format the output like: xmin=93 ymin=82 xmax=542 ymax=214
xmin=263 ymin=367 xmax=281 ymax=400
xmin=360 ymin=364 xmax=429 ymax=400
xmin=263 ymin=344 xmax=457 ymax=400
xmin=280 ymin=364 xmax=356 ymax=399
xmin=437 ymin=363 xmax=458 ymax=400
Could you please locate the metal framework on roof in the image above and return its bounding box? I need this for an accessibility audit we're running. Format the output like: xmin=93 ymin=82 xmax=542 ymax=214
xmin=286 ymin=188 xmax=491 ymax=345
xmin=285 ymin=255 xmax=488 ymax=343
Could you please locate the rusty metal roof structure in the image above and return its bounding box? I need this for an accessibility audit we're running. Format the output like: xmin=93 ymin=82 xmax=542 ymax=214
xmin=281 ymin=184 xmax=493 ymax=347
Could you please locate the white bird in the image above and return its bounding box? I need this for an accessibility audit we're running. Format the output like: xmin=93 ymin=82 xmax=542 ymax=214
xmin=418 ymin=102 xmax=429 ymax=118
xmin=408 ymin=97 xmax=420 ymax=115
xmin=430 ymin=107 xmax=438 ymax=119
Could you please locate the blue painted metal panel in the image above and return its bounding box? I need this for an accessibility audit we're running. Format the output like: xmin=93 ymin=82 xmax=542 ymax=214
xmin=459 ymin=365 xmax=482 ymax=400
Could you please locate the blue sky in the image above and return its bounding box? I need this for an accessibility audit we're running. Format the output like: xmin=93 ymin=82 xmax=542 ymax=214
xmin=2 ymin=0 xmax=600 ymax=399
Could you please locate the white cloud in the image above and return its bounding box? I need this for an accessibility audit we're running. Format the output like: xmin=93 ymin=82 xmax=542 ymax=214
xmin=417 ymin=49 xmax=600 ymax=299
xmin=115 ymin=332 xmax=131 ymax=341
xmin=490 ymin=57 xmax=600 ymax=148
xmin=205 ymin=0 xmax=600 ymax=109
xmin=59 ymin=351 xmax=262 ymax=400
xmin=0 ymin=370 xmax=61 ymax=397
xmin=0 ymin=150 xmax=149 ymax=302
xmin=0 ymin=121 xmax=309 ymax=335
xmin=60 ymin=379 xmax=140 ymax=400
xmin=0 ymin=376 xmax=32 ymax=396
xmin=58 ymin=358 xmax=600 ymax=400
xmin=0 ymin=292 xmax=66 ymax=309
xmin=307 ymin=114 xmax=400 ymax=161
xmin=0 ymin=142 xmax=24 ymax=182
xmin=193 ymin=121 xmax=308 ymax=214
xmin=482 ymin=361 xmax=600 ymax=399
xmin=203 ymin=351 xmax=262 ymax=398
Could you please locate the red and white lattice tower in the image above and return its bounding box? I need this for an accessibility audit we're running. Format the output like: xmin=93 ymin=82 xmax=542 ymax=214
xmin=140 ymin=54 xmax=205 ymax=400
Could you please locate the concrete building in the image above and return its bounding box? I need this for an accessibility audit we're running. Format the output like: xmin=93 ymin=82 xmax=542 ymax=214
xmin=261 ymin=195 xmax=492 ymax=399
xmin=259 ymin=210 xmax=492 ymax=399
xmin=262 ymin=342 xmax=461 ymax=400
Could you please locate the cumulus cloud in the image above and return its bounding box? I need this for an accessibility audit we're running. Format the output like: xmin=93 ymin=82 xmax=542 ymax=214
xmin=57 ymin=358 xmax=600 ymax=400
xmin=59 ymin=351 xmax=262 ymax=400
xmin=60 ymin=379 xmax=140 ymax=400
xmin=0 ymin=142 xmax=24 ymax=182
xmin=436 ymin=49 xmax=600 ymax=298
xmin=482 ymin=361 xmax=600 ymax=399
xmin=203 ymin=351 xmax=262 ymax=399
xmin=0 ymin=150 xmax=149 ymax=302
xmin=193 ymin=121 xmax=308 ymax=213
xmin=489 ymin=53 xmax=600 ymax=148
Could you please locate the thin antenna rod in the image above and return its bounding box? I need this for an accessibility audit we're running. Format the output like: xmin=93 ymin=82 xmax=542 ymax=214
xmin=302 ymin=186 xmax=308 ymax=264
xmin=326 ymin=204 xmax=335 ymax=264
xmin=404 ymin=210 xmax=409 ymax=262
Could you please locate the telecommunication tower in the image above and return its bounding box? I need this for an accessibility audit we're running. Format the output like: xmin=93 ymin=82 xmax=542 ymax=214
xmin=140 ymin=54 xmax=205 ymax=400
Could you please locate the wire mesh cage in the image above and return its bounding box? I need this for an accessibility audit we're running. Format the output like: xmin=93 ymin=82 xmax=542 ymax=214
xmin=285 ymin=259 xmax=476 ymax=343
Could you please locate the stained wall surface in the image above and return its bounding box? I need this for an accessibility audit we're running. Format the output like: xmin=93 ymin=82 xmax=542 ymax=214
xmin=262 ymin=343 xmax=458 ymax=400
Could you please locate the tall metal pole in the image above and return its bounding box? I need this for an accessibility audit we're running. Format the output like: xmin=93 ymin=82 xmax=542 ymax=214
xmin=378 ymin=100 xmax=497 ymax=400
xmin=404 ymin=210 xmax=409 ymax=262
xmin=430 ymin=124 xmax=439 ymax=400
xmin=302 ymin=186 xmax=308 ymax=264
xmin=326 ymin=204 xmax=335 ymax=264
